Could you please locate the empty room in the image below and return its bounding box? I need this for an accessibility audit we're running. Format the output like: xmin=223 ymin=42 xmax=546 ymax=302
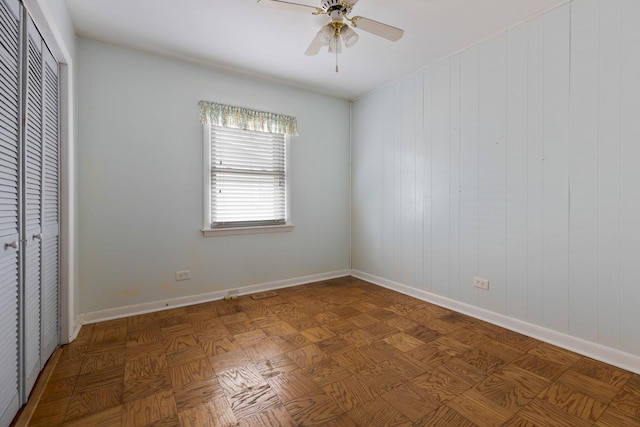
xmin=1 ymin=0 xmax=640 ymax=425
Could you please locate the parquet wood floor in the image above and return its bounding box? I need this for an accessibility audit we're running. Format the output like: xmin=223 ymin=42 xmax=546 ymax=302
xmin=29 ymin=277 xmax=640 ymax=426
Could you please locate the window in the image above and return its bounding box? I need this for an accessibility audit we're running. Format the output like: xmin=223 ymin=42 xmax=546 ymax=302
xmin=200 ymin=101 xmax=297 ymax=236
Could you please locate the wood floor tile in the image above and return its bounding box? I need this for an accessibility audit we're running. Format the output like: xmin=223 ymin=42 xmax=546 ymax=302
xmin=381 ymin=382 xmax=440 ymax=422
xmin=40 ymin=376 xmax=77 ymax=403
xmin=178 ymin=400 xmax=237 ymax=427
xmin=595 ymin=406 xmax=640 ymax=427
xmin=528 ymin=342 xmax=582 ymax=367
xmin=65 ymin=383 xmax=124 ymax=422
xmin=254 ymin=353 xmax=298 ymax=379
xmin=216 ymin=365 xmax=265 ymax=395
xmin=492 ymin=364 xmax=549 ymax=399
xmin=556 ymin=368 xmax=620 ymax=402
xmin=303 ymin=357 xmax=351 ymax=387
xmin=493 ymin=330 xmax=540 ymax=352
xmin=62 ymin=405 xmax=122 ymax=427
xmin=322 ymin=376 xmax=377 ymax=412
xmin=347 ymin=396 xmax=412 ymax=427
xmin=286 ymin=343 xmax=327 ymax=369
xmin=383 ymin=332 xmax=426 ymax=352
xmin=385 ymin=316 xmax=420 ymax=332
xmin=233 ymin=329 xmax=269 ymax=347
xmin=123 ymin=371 xmax=172 ymax=402
xmin=122 ymin=389 xmax=177 ymax=427
xmin=208 ymin=348 xmax=250 ymax=372
xmin=165 ymin=346 xmax=208 ymax=367
xmin=473 ymin=374 xmax=533 ymax=412
xmin=124 ymin=350 xmax=167 ymax=382
xmin=228 ymin=383 xmax=280 ymax=420
xmin=571 ymin=357 xmax=631 ymax=388
xmin=168 ymin=357 xmax=215 ymax=388
xmin=415 ymin=405 xmax=478 ymax=427
xmin=173 ymin=377 xmax=223 ymax=411
xmin=267 ymin=369 xmax=319 ymax=404
xmin=74 ymin=365 xmax=124 ymax=392
xmin=31 ymin=277 xmax=640 ymax=427
xmin=284 ymin=390 xmax=345 ymax=426
xmin=301 ymin=326 xmax=336 ymax=343
xmin=29 ymin=398 xmax=69 ymax=427
xmin=511 ymin=353 xmax=568 ymax=381
xmin=412 ymin=366 xmax=476 ymax=403
xmin=49 ymin=358 xmax=83 ymax=381
xmin=460 ymin=347 xmax=508 ymax=374
xmin=512 ymin=398 xmax=592 ymax=427
xmin=333 ymin=348 xmax=378 ymax=374
xmin=538 ymin=382 xmax=608 ymax=422
xmin=356 ymin=360 xmax=405 ymax=395
xmin=447 ymin=388 xmax=515 ymax=427
xmin=237 ymin=403 xmax=297 ymax=427
xmin=242 ymin=339 xmax=282 ymax=361
xmin=610 ymin=382 xmax=640 ymax=419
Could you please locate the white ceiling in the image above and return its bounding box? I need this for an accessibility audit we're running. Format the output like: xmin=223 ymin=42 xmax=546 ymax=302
xmin=65 ymin=0 xmax=570 ymax=100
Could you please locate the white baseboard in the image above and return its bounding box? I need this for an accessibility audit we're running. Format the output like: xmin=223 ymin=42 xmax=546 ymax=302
xmin=352 ymin=270 xmax=640 ymax=375
xmin=78 ymin=270 xmax=351 ymax=325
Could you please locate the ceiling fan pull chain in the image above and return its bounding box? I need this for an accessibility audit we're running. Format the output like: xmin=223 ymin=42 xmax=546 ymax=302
xmin=336 ymin=50 xmax=339 ymax=72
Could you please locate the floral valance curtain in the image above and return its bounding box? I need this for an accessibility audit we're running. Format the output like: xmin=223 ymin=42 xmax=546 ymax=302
xmin=199 ymin=100 xmax=298 ymax=136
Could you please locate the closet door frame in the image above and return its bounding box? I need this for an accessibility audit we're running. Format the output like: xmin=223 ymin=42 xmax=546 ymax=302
xmin=0 ymin=0 xmax=24 ymax=424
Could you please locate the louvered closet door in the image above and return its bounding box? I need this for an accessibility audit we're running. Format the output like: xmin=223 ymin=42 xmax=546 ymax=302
xmin=22 ymin=15 xmax=43 ymax=398
xmin=40 ymin=45 xmax=58 ymax=366
xmin=0 ymin=0 xmax=21 ymax=424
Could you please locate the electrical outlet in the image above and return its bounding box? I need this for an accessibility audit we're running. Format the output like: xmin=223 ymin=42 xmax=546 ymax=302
xmin=175 ymin=270 xmax=191 ymax=281
xmin=474 ymin=276 xmax=490 ymax=291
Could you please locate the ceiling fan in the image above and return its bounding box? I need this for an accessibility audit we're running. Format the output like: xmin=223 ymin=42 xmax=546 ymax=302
xmin=257 ymin=0 xmax=404 ymax=71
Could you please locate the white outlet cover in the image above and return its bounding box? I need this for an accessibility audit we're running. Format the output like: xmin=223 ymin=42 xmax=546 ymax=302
xmin=474 ymin=276 xmax=490 ymax=290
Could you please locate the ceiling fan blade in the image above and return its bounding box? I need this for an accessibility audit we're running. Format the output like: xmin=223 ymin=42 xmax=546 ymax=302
xmin=344 ymin=0 xmax=359 ymax=6
xmin=257 ymin=0 xmax=323 ymax=15
xmin=305 ymin=34 xmax=324 ymax=56
xmin=351 ymin=16 xmax=404 ymax=41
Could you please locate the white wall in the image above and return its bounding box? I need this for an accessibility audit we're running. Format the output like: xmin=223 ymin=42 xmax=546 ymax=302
xmin=76 ymin=38 xmax=350 ymax=314
xmin=352 ymin=0 xmax=640 ymax=358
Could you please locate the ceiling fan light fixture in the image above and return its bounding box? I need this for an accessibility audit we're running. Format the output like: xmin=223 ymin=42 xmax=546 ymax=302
xmin=317 ymin=24 xmax=333 ymax=45
xmin=341 ymin=25 xmax=358 ymax=48
xmin=328 ymin=34 xmax=342 ymax=53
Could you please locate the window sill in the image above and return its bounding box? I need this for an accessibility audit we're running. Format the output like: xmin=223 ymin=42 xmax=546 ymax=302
xmin=202 ymin=223 xmax=294 ymax=237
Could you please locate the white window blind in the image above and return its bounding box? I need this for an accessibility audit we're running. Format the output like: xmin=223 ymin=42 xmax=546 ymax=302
xmin=210 ymin=125 xmax=286 ymax=228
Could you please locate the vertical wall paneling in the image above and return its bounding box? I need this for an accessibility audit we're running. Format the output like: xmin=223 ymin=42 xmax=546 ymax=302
xmin=414 ymin=73 xmax=425 ymax=289
xmin=422 ymin=68 xmax=433 ymax=291
xmin=526 ymin=16 xmax=545 ymax=325
xmin=478 ymin=33 xmax=507 ymax=313
xmin=542 ymin=4 xmax=570 ymax=332
xmin=397 ymin=77 xmax=416 ymax=287
xmin=569 ymin=0 xmax=600 ymax=342
xmin=449 ymin=55 xmax=461 ymax=301
xmin=458 ymin=47 xmax=479 ymax=306
xmin=0 ymin=0 xmax=22 ymax=424
xmin=431 ymin=60 xmax=451 ymax=297
xmin=351 ymin=0 xmax=640 ymax=359
xmin=22 ymin=15 xmax=43 ymax=397
xmin=620 ymin=0 xmax=640 ymax=356
xmin=382 ymin=86 xmax=395 ymax=280
xmin=505 ymin=23 xmax=529 ymax=321
xmin=597 ymin=0 xmax=621 ymax=349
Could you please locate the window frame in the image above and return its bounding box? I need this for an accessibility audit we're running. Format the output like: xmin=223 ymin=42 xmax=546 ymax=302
xmin=202 ymin=122 xmax=293 ymax=237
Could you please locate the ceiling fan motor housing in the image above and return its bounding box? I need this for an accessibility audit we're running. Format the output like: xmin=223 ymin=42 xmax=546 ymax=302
xmin=321 ymin=0 xmax=346 ymax=14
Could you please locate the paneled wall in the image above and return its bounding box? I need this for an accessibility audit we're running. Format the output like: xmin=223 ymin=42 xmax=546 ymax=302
xmin=352 ymin=0 xmax=640 ymax=357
